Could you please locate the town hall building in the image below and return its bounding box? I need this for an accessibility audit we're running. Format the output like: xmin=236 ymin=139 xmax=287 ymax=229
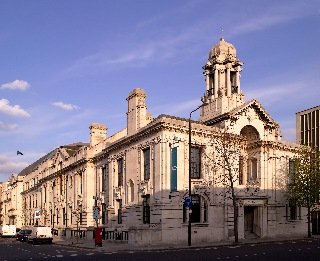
xmin=1 ymin=38 xmax=307 ymax=246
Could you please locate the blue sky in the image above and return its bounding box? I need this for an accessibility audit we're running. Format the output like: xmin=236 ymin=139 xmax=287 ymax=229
xmin=0 ymin=0 xmax=319 ymax=182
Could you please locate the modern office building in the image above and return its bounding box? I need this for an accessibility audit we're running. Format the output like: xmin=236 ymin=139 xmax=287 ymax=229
xmin=296 ymin=105 xmax=320 ymax=149
xmin=296 ymin=105 xmax=320 ymax=235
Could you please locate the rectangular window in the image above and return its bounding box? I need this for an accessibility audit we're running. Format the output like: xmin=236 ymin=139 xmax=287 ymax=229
xmin=191 ymin=147 xmax=201 ymax=179
xmin=290 ymin=204 xmax=297 ymax=220
xmin=143 ymin=148 xmax=150 ymax=180
xmin=190 ymin=195 xmax=200 ymax=223
xmin=170 ymin=147 xmax=178 ymax=191
xmin=56 ymin=208 xmax=59 ymax=225
xmin=101 ymin=166 xmax=106 ymax=192
xmin=78 ymin=173 xmax=83 ymax=194
xmin=288 ymin=159 xmax=296 ymax=185
xmin=117 ymin=158 xmax=124 ymax=187
xmin=142 ymin=195 xmax=150 ymax=224
xmin=59 ymin=176 xmax=63 ymax=195
xmin=63 ymin=207 xmax=66 ymax=226
xmin=239 ymin=156 xmax=244 ymax=185
xmin=248 ymin=158 xmax=258 ymax=180
xmin=102 ymin=203 xmax=106 ymax=225
xmin=117 ymin=199 xmax=122 ymax=224
xmin=287 ymin=201 xmax=301 ymax=221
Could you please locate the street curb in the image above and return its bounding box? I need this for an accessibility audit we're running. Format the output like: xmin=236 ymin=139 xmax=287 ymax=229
xmin=53 ymin=236 xmax=320 ymax=253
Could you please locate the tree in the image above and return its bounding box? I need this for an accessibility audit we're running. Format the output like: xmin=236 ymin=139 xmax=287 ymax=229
xmin=287 ymin=147 xmax=320 ymax=238
xmin=204 ymin=127 xmax=246 ymax=244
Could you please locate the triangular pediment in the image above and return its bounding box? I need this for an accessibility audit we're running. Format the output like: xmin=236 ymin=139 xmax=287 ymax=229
xmin=203 ymin=99 xmax=281 ymax=137
xmin=229 ymin=99 xmax=279 ymax=129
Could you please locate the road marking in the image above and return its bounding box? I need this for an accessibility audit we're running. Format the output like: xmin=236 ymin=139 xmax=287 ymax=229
xmin=56 ymin=255 xmax=63 ymax=257
xmin=228 ymin=246 xmax=240 ymax=248
xmin=86 ymin=253 xmax=94 ymax=255
xmin=70 ymin=254 xmax=78 ymax=256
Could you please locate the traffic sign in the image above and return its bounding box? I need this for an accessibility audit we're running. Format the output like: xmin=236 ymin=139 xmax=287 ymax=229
xmin=93 ymin=206 xmax=100 ymax=220
xmin=184 ymin=197 xmax=192 ymax=208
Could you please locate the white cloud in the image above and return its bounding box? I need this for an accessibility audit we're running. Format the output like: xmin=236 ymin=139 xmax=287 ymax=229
xmin=152 ymin=98 xmax=201 ymax=118
xmin=229 ymin=1 xmax=316 ymax=37
xmin=0 ymin=121 xmax=18 ymax=131
xmin=52 ymin=101 xmax=79 ymax=111
xmin=0 ymin=80 xmax=30 ymax=91
xmin=245 ymin=83 xmax=304 ymax=104
xmin=0 ymin=154 xmax=28 ymax=178
xmin=0 ymin=99 xmax=31 ymax=118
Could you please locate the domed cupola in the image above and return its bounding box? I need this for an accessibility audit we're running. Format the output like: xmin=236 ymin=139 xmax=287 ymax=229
xmin=200 ymin=38 xmax=245 ymax=124
xmin=209 ymin=37 xmax=237 ymax=62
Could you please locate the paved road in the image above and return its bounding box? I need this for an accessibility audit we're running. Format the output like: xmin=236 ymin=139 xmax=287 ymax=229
xmin=0 ymin=237 xmax=319 ymax=260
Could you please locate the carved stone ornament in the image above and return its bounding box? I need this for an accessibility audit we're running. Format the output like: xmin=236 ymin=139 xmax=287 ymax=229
xmin=138 ymin=180 xmax=152 ymax=195
xmin=114 ymin=187 xmax=122 ymax=200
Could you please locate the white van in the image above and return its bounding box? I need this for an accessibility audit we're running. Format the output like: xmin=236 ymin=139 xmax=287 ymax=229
xmin=0 ymin=225 xmax=16 ymax=237
xmin=28 ymin=226 xmax=53 ymax=244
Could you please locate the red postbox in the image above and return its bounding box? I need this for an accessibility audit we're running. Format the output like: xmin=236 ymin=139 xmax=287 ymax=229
xmin=95 ymin=227 xmax=102 ymax=247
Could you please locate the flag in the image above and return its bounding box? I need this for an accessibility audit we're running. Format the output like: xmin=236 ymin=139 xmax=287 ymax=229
xmin=17 ymin=151 xmax=23 ymax=156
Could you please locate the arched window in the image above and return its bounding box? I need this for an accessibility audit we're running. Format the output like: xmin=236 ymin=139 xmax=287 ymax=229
xmin=240 ymin=125 xmax=260 ymax=142
xmin=183 ymin=195 xmax=208 ymax=223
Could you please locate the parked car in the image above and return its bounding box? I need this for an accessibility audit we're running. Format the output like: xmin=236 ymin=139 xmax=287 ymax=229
xmin=16 ymin=229 xmax=32 ymax=242
xmin=28 ymin=226 xmax=53 ymax=244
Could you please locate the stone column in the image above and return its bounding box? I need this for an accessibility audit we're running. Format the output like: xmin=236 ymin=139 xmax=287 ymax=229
xmin=214 ymin=68 xmax=218 ymax=98
xmin=226 ymin=66 xmax=231 ymax=96
xmin=236 ymin=70 xmax=241 ymax=94
xmin=205 ymin=72 xmax=210 ymax=93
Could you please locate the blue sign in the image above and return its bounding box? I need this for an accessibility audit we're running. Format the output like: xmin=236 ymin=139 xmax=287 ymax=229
xmin=184 ymin=197 xmax=192 ymax=208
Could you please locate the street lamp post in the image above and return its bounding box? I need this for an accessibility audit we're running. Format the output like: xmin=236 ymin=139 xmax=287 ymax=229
xmin=188 ymin=104 xmax=205 ymax=246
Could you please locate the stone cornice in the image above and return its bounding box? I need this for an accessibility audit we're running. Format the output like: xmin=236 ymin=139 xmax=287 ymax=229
xmin=247 ymin=140 xmax=300 ymax=152
xmin=97 ymin=115 xmax=216 ymax=156
xmin=21 ymin=158 xmax=87 ymax=195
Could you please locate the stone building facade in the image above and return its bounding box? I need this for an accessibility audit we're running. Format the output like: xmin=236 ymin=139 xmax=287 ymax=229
xmin=1 ymin=38 xmax=307 ymax=245
xmin=0 ymin=174 xmax=24 ymax=228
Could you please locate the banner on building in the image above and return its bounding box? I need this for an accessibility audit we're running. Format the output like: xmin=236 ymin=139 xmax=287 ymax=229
xmin=34 ymin=209 xmax=41 ymax=219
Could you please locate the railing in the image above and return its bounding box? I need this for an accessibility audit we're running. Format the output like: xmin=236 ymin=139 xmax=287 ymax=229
xmin=106 ymin=230 xmax=128 ymax=241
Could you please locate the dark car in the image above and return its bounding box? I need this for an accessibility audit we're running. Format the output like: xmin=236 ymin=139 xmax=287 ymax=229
xmin=16 ymin=229 xmax=32 ymax=242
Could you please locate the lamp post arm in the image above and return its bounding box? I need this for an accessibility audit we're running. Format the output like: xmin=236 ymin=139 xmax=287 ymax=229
xmin=188 ymin=103 xmax=205 ymax=246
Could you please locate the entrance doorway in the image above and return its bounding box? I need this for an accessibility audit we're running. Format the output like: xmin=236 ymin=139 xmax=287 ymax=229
xmin=244 ymin=206 xmax=259 ymax=238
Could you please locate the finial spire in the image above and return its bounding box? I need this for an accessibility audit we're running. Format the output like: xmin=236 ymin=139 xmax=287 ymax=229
xmin=220 ymin=27 xmax=224 ymax=41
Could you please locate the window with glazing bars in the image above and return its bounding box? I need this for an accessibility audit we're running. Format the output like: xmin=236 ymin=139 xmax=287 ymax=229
xmin=143 ymin=148 xmax=150 ymax=180
xmin=191 ymin=147 xmax=201 ymax=179
xmin=117 ymin=158 xmax=123 ymax=187
xmin=143 ymin=195 xmax=150 ymax=224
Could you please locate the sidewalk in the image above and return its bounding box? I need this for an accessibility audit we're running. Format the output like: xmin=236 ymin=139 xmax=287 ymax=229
xmin=53 ymin=235 xmax=320 ymax=253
